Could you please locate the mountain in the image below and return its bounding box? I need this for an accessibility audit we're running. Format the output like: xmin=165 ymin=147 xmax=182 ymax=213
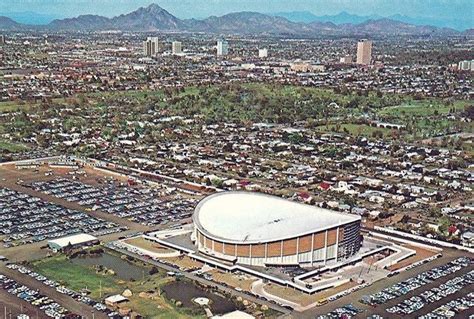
xmin=274 ymin=11 xmax=471 ymax=31
xmin=0 ymin=4 xmax=466 ymax=36
xmin=283 ymin=11 xmax=382 ymax=25
xmin=346 ymin=18 xmax=458 ymax=36
xmin=274 ymin=11 xmax=381 ymax=24
xmin=48 ymin=15 xmax=111 ymax=31
xmin=111 ymin=3 xmax=184 ymax=31
xmin=0 ymin=16 xmax=24 ymax=30
xmin=198 ymin=12 xmax=310 ymax=34
xmin=271 ymin=11 xmax=320 ymax=23
xmin=0 ymin=11 xmax=61 ymax=25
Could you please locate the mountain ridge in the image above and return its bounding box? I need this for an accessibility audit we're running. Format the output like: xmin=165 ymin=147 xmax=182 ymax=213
xmin=0 ymin=3 xmax=464 ymax=36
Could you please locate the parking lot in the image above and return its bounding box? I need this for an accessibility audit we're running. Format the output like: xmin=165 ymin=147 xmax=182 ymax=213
xmin=420 ymin=292 xmax=474 ymax=318
xmin=0 ymin=288 xmax=51 ymax=319
xmin=316 ymin=304 xmax=364 ymax=319
xmin=0 ymin=187 xmax=124 ymax=247
xmin=300 ymin=250 xmax=474 ymax=319
xmin=0 ymin=262 xmax=109 ymax=319
xmin=362 ymin=257 xmax=471 ymax=307
xmin=27 ymin=178 xmax=200 ymax=226
xmin=5 ymin=263 xmax=121 ymax=318
xmin=0 ymin=273 xmax=80 ymax=318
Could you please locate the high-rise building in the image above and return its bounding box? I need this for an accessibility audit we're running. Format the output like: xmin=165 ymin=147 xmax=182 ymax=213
xmin=143 ymin=37 xmax=160 ymax=56
xmin=217 ymin=40 xmax=229 ymax=56
xmin=356 ymin=40 xmax=372 ymax=65
xmin=458 ymin=60 xmax=473 ymax=71
xmin=258 ymin=48 xmax=268 ymax=58
xmin=172 ymin=41 xmax=182 ymax=55
xmin=0 ymin=35 xmax=5 ymax=45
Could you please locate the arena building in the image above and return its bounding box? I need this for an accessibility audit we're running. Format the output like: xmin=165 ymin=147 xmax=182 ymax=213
xmin=192 ymin=192 xmax=361 ymax=267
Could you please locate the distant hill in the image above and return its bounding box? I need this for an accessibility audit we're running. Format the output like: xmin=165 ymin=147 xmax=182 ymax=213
xmin=0 ymin=11 xmax=60 ymax=25
xmin=0 ymin=3 xmax=465 ymax=36
xmin=197 ymin=12 xmax=310 ymax=34
xmin=273 ymin=11 xmax=380 ymax=25
xmin=0 ymin=16 xmax=24 ymax=30
xmin=273 ymin=11 xmax=470 ymax=32
xmin=48 ymin=15 xmax=112 ymax=31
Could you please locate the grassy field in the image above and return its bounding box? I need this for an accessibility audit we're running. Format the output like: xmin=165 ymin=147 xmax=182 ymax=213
xmin=378 ymin=100 xmax=469 ymax=117
xmin=0 ymin=141 xmax=29 ymax=153
xmin=0 ymin=101 xmax=35 ymax=112
xmin=0 ymin=97 xmax=70 ymax=112
xmin=31 ymin=255 xmax=121 ymax=299
xmin=314 ymin=123 xmax=394 ymax=138
xmin=31 ymin=253 xmax=204 ymax=318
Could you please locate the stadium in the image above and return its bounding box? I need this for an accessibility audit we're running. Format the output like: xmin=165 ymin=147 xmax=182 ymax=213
xmin=192 ymin=192 xmax=362 ymax=267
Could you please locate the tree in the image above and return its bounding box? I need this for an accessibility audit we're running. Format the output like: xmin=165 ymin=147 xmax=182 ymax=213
xmin=149 ymin=266 xmax=159 ymax=275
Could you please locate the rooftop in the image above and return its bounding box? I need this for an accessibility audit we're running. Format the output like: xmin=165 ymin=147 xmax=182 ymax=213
xmin=194 ymin=191 xmax=360 ymax=243
xmin=47 ymin=233 xmax=98 ymax=248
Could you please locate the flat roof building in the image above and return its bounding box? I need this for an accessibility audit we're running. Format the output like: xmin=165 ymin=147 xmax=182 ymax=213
xmin=258 ymin=48 xmax=268 ymax=58
xmin=357 ymin=40 xmax=372 ymax=65
xmin=48 ymin=233 xmax=98 ymax=251
xmin=143 ymin=37 xmax=160 ymax=57
xmin=217 ymin=40 xmax=229 ymax=56
xmin=172 ymin=41 xmax=182 ymax=55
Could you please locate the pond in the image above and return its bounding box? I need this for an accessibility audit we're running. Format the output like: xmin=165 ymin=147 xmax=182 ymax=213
xmin=162 ymin=280 xmax=238 ymax=314
xmin=71 ymin=253 xmax=145 ymax=281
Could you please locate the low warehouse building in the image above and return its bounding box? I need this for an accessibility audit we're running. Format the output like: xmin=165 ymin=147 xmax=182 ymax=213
xmin=47 ymin=233 xmax=99 ymax=251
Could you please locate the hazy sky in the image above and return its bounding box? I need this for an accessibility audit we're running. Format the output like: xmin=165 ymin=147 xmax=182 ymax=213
xmin=0 ymin=0 xmax=472 ymax=21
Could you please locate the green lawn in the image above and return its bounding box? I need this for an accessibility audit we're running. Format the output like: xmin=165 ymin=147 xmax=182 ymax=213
xmin=31 ymin=253 xmax=205 ymax=318
xmin=0 ymin=141 xmax=29 ymax=153
xmin=0 ymin=101 xmax=34 ymax=112
xmin=314 ymin=123 xmax=394 ymax=138
xmin=378 ymin=100 xmax=469 ymax=117
xmin=31 ymin=255 xmax=120 ymax=299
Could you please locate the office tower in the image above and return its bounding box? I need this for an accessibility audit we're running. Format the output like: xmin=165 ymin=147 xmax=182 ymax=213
xmin=258 ymin=48 xmax=268 ymax=58
xmin=172 ymin=41 xmax=182 ymax=54
xmin=143 ymin=37 xmax=160 ymax=56
xmin=217 ymin=40 xmax=229 ymax=56
xmin=0 ymin=35 xmax=5 ymax=45
xmin=458 ymin=60 xmax=473 ymax=71
xmin=356 ymin=40 xmax=372 ymax=65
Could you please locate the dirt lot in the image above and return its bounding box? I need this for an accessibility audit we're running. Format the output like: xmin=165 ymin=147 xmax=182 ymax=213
xmin=124 ymin=237 xmax=177 ymax=254
xmin=208 ymin=269 xmax=257 ymax=291
xmin=388 ymin=244 xmax=439 ymax=271
xmin=165 ymin=256 xmax=203 ymax=270
xmin=264 ymin=281 xmax=359 ymax=307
